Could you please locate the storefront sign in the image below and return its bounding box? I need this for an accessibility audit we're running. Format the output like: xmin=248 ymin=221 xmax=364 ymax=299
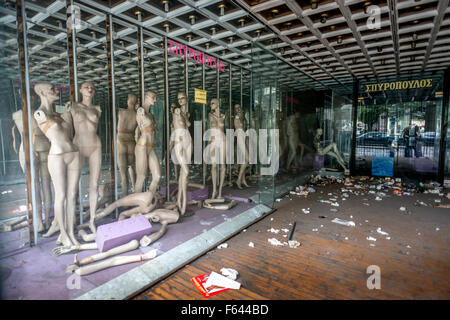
xmin=168 ymin=39 xmax=225 ymax=72
xmin=194 ymin=88 xmax=207 ymax=104
xmin=286 ymin=96 xmax=299 ymax=105
xmin=365 ymin=79 xmax=433 ymax=93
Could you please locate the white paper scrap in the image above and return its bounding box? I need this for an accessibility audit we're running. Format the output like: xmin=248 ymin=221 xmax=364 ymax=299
xmin=332 ymin=218 xmax=355 ymax=227
xmin=205 ymin=271 xmax=241 ymax=290
xmin=376 ymin=227 xmax=389 ymax=236
xmin=217 ymin=243 xmax=228 ymax=249
xmin=367 ymin=236 xmax=377 ymax=241
xmin=268 ymin=238 xmax=285 ymax=246
xmin=220 ymin=268 xmax=239 ymax=280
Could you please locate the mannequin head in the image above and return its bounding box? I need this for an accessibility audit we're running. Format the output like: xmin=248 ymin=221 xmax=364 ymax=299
xmin=34 ymin=82 xmax=59 ymax=107
xmin=316 ymin=128 xmax=323 ymax=137
xmin=144 ymin=91 xmax=157 ymax=108
xmin=210 ymin=98 xmax=219 ymax=112
xmin=127 ymin=93 xmax=137 ymax=109
xmin=79 ymin=82 xmax=95 ymax=102
xmin=235 ymin=104 xmax=242 ymax=114
xmin=177 ymin=92 xmax=187 ymax=107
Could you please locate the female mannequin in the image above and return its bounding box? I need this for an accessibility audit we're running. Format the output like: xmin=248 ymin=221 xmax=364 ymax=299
xmin=206 ymin=98 xmax=226 ymax=199
xmin=170 ymin=92 xmax=192 ymax=215
xmin=33 ymin=82 xmax=80 ymax=247
xmin=233 ymin=104 xmax=249 ymax=189
xmin=286 ymin=112 xmax=303 ymax=171
xmin=12 ymin=105 xmax=53 ymax=232
xmin=135 ymin=91 xmax=160 ymax=194
xmin=117 ymin=93 xmax=138 ymax=195
xmin=314 ymin=128 xmax=347 ymax=172
xmin=64 ymin=82 xmax=101 ymax=234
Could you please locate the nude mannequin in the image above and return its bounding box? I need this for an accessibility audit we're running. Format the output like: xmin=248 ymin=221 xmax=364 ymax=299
xmin=286 ymin=112 xmax=304 ymax=171
xmin=207 ymin=98 xmax=226 ymax=200
xmin=314 ymin=128 xmax=347 ymax=172
xmin=117 ymin=93 xmax=138 ymax=195
xmin=135 ymin=91 xmax=160 ymax=194
xmin=170 ymin=92 xmax=192 ymax=215
xmin=33 ymin=82 xmax=80 ymax=247
xmin=169 ymin=102 xmax=179 ymax=180
xmin=64 ymin=82 xmax=102 ymax=235
xmin=12 ymin=106 xmax=53 ymax=232
xmin=233 ymin=104 xmax=249 ymax=189
xmin=276 ymin=110 xmax=287 ymax=168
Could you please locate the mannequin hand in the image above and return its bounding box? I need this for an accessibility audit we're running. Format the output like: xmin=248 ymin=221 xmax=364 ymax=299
xmin=142 ymin=249 xmax=158 ymax=260
xmin=140 ymin=235 xmax=152 ymax=247
xmin=53 ymin=245 xmax=77 ymax=256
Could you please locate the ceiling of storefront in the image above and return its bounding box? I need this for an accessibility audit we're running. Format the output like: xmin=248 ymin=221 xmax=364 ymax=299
xmin=0 ymin=0 xmax=449 ymax=96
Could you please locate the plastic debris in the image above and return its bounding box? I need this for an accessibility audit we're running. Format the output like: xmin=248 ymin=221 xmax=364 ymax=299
xmin=268 ymin=238 xmax=285 ymax=246
xmin=302 ymin=208 xmax=310 ymax=214
xmin=205 ymin=271 xmax=241 ymax=290
xmin=375 ymin=197 xmax=382 ymax=201
xmin=399 ymin=207 xmax=406 ymax=211
xmin=376 ymin=227 xmax=389 ymax=236
xmin=332 ymin=218 xmax=355 ymax=227
xmin=288 ymin=240 xmax=301 ymax=248
xmin=220 ymin=268 xmax=239 ymax=281
xmin=217 ymin=243 xmax=228 ymax=249
xmin=248 ymin=242 xmax=254 ymax=248
xmin=268 ymin=228 xmax=280 ymax=234
xmin=366 ymin=236 xmax=377 ymax=241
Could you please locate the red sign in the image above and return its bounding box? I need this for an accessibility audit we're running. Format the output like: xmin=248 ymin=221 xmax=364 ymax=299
xmin=168 ymin=39 xmax=225 ymax=72
xmin=286 ymin=96 xmax=299 ymax=105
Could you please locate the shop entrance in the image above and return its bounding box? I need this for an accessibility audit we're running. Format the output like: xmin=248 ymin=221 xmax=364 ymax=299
xmin=356 ymin=73 xmax=444 ymax=180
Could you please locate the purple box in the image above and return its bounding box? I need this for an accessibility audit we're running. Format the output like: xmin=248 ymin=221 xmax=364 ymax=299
xmin=95 ymin=215 xmax=152 ymax=252
xmin=313 ymin=154 xmax=324 ymax=170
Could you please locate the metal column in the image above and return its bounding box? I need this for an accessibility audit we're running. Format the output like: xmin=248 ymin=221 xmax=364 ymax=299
xmin=228 ymin=65 xmax=232 ymax=184
xmin=164 ymin=37 xmax=170 ymax=200
xmin=106 ymin=14 xmax=118 ymax=217
xmin=138 ymin=24 xmax=145 ymax=104
xmin=202 ymin=63 xmax=206 ymax=186
xmin=438 ymin=68 xmax=450 ymax=184
xmin=67 ymin=0 xmax=83 ymax=224
xmin=350 ymin=78 xmax=359 ymax=176
xmin=17 ymin=0 xmax=38 ymax=245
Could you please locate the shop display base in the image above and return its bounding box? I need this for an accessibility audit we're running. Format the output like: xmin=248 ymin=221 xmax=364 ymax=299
xmin=0 ymin=185 xmax=267 ymax=300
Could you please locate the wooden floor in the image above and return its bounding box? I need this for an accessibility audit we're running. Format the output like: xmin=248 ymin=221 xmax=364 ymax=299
xmin=133 ymin=180 xmax=450 ymax=300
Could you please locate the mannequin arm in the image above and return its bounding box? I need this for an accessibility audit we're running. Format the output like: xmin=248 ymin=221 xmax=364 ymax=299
xmin=74 ymin=249 xmax=157 ymax=276
xmin=76 ymin=239 xmax=139 ymax=266
xmin=62 ymin=103 xmax=74 ymax=139
xmin=140 ymin=223 xmax=168 ymax=247
xmin=53 ymin=242 xmax=98 ymax=256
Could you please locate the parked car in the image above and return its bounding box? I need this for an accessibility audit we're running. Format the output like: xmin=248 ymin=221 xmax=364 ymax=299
xmin=356 ymin=132 xmax=395 ymax=147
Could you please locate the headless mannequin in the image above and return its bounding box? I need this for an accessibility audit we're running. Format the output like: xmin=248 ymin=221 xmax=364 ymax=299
xmin=135 ymin=91 xmax=160 ymax=194
xmin=170 ymin=92 xmax=192 ymax=215
xmin=207 ymin=98 xmax=226 ymax=199
xmin=33 ymin=82 xmax=80 ymax=247
xmin=12 ymin=104 xmax=53 ymax=232
xmin=64 ymin=82 xmax=102 ymax=235
xmin=117 ymin=93 xmax=138 ymax=195
xmin=233 ymin=104 xmax=249 ymax=189
xmin=276 ymin=110 xmax=288 ymax=168
xmin=314 ymin=128 xmax=347 ymax=172
xmin=286 ymin=112 xmax=304 ymax=171
xmin=249 ymin=109 xmax=259 ymax=178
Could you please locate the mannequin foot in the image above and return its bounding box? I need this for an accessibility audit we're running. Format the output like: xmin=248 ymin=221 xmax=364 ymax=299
xmin=60 ymin=234 xmax=73 ymax=247
xmin=37 ymin=220 xmax=44 ymax=233
xmin=56 ymin=234 xmax=62 ymax=245
xmin=89 ymin=220 xmax=96 ymax=234
xmin=69 ymin=233 xmax=80 ymax=246
xmin=236 ymin=181 xmax=242 ymax=189
xmin=243 ymin=180 xmax=249 ymax=188
xmin=43 ymin=220 xmax=59 ymax=238
xmin=211 ymin=190 xmax=217 ymax=200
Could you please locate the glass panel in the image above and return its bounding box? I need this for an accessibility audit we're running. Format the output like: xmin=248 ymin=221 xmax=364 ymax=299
xmin=0 ymin=1 xmax=30 ymax=252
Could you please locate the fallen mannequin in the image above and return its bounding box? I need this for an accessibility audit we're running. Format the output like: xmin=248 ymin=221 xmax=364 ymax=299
xmin=0 ymin=216 xmax=28 ymax=232
xmin=203 ymin=198 xmax=236 ymax=210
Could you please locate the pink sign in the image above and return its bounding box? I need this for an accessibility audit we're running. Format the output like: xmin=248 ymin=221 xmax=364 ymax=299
xmin=286 ymin=96 xmax=299 ymax=105
xmin=168 ymin=39 xmax=225 ymax=72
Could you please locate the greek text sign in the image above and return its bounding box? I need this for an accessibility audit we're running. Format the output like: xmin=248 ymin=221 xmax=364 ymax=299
xmin=194 ymin=88 xmax=207 ymax=104
xmin=365 ymin=79 xmax=433 ymax=92
xmin=168 ymin=39 xmax=225 ymax=72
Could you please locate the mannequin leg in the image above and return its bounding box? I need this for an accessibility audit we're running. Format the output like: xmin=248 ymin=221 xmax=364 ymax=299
xmin=118 ymin=207 xmax=142 ymax=221
xmin=38 ymin=152 xmax=52 ymax=230
xmin=117 ymin=142 xmax=128 ymax=196
xmin=47 ymin=154 xmax=72 ymax=247
xmin=148 ymin=148 xmax=161 ymax=194
xmin=286 ymin=138 xmax=296 ymax=171
xmin=88 ymin=147 xmax=102 ymax=234
xmin=127 ymin=143 xmax=136 ymax=193
xmin=135 ymin=145 xmax=148 ymax=193
xmin=67 ymin=153 xmax=81 ymax=246
xmin=33 ymin=158 xmax=44 ymax=232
